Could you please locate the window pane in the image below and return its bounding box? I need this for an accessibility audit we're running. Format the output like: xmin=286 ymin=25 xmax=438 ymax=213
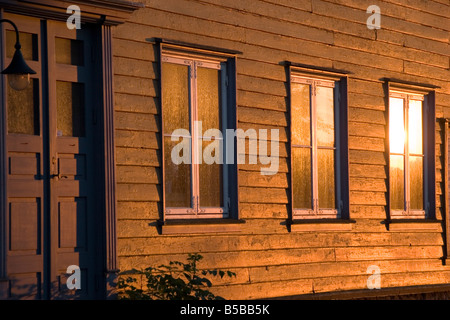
xmin=164 ymin=136 xmax=191 ymax=208
xmin=55 ymin=38 xmax=84 ymax=66
xmin=197 ymin=67 xmax=221 ymax=132
xmin=291 ymin=83 xmax=310 ymax=146
xmin=7 ymin=31 xmax=38 ymax=61
xmin=390 ymin=154 xmax=404 ymax=210
xmin=7 ymin=79 xmax=39 ymax=135
xmin=292 ymin=147 xmax=312 ymax=209
xmin=316 ymin=86 xmax=335 ymax=147
xmin=409 ymin=99 xmax=423 ymax=155
xmin=199 ymin=140 xmax=223 ymax=208
xmin=389 ymin=97 xmax=405 ymax=154
xmin=56 ymin=81 xmax=85 ymax=137
xmin=318 ymin=148 xmax=335 ymax=209
xmin=197 ymin=66 xmax=223 ymax=208
xmin=162 ymin=62 xmax=190 ymax=134
xmin=409 ymin=156 xmax=423 ymax=210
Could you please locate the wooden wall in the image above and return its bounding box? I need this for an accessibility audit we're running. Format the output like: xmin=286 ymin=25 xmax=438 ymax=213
xmin=111 ymin=0 xmax=450 ymax=299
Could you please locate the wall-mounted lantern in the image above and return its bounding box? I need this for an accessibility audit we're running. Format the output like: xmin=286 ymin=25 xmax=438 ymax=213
xmin=0 ymin=19 xmax=36 ymax=91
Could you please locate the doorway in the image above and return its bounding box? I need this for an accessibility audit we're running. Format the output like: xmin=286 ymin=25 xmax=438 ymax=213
xmin=2 ymin=13 xmax=102 ymax=299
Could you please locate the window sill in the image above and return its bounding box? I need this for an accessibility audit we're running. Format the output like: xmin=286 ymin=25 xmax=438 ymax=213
xmin=158 ymin=218 xmax=245 ymax=235
xmin=288 ymin=219 xmax=356 ymax=232
xmin=385 ymin=219 xmax=442 ymax=231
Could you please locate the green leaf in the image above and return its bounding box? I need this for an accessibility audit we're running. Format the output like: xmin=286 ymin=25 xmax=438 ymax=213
xmin=117 ymin=253 xmax=236 ymax=300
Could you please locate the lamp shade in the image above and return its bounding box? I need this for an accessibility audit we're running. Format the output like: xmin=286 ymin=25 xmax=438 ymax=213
xmin=1 ymin=48 xmax=36 ymax=90
xmin=0 ymin=18 xmax=37 ymax=90
xmin=1 ymin=47 xmax=36 ymax=75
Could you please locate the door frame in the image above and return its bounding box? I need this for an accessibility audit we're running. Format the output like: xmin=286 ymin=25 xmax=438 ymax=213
xmin=0 ymin=8 xmax=120 ymax=299
xmin=0 ymin=8 xmax=7 ymax=299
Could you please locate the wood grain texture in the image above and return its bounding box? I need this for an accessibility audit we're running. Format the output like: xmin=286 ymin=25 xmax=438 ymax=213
xmin=112 ymin=0 xmax=450 ymax=299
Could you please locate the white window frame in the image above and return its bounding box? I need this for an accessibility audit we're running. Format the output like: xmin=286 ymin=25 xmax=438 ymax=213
xmin=290 ymin=75 xmax=339 ymax=219
xmin=389 ymin=89 xmax=425 ymax=219
xmin=162 ymin=53 xmax=229 ymax=219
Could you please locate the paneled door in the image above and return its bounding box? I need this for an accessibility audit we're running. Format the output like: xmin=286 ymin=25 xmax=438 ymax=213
xmin=3 ymin=14 xmax=101 ymax=299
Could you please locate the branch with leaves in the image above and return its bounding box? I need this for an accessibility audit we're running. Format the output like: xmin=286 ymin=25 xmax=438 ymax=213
xmin=117 ymin=253 xmax=236 ymax=300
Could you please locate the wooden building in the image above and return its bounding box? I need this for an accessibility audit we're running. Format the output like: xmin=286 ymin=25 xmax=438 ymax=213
xmin=0 ymin=0 xmax=449 ymax=299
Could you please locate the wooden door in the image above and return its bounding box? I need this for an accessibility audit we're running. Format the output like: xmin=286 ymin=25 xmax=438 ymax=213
xmin=3 ymin=14 xmax=100 ymax=299
xmin=4 ymin=13 xmax=45 ymax=300
xmin=46 ymin=21 xmax=97 ymax=300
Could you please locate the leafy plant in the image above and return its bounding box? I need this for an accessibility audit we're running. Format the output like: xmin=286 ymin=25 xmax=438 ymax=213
xmin=117 ymin=253 xmax=236 ymax=300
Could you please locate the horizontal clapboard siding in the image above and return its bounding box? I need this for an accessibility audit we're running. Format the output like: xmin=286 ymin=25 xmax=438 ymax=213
xmin=112 ymin=0 xmax=450 ymax=299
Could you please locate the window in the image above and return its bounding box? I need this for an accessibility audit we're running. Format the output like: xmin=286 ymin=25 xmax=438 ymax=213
xmin=161 ymin=48 xmax=236 ymax=220
xmin=388 ymin=88 xmax=435 ymax=219
xmin=290 ymin=72 xmax=349 ymax=219
xmin=6 ymin=30 xmax=39 ymax=136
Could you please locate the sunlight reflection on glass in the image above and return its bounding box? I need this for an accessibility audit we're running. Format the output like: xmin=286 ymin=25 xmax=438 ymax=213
xmin=409 ymin=156 xmax=423 ymax=210
xmin=316 ymin=86 xmax=334 ymax=147
xmin=408 ymin=99 xmax=423 ymax=155
xmin=389 ymin=97 xmax=405 ymax=157
xmin=390 ymin=154 xmax=404 ymax=210
xmin=293 ymin=147 xmax=312 ymax=209
xmin=291 ymin=83 xmax=311 ymax=146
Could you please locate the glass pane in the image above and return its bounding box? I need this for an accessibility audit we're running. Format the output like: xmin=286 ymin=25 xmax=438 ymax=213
xmin=200 ymin=140 xmax=223 ymax=208
xmin=55 ymin=38 xmax=84 ymax=65
xmin=56 ymin=81 xmax=85 ymax=137
xmin=162 ymin=62 xmax=190 ymax=134
xmin=7 ymin=79 xmax=39 ymax=135
xmin=164 ymin=136 xmax=191 ymax=207
xmin=409 ymin=156 xmax=423 ymax=210
xmin=389 ymin=97 xmax=405 ymax=154
xmin=7 ymin=31 xmax=38 ymax=61
xmin=318 ymin=149 xmax=335 ymax=209
xmin=390 ymin=154 xmax=404 ymax=210
xmin=291 ymin=83 xmax=310 ymax=146
xmin=316 ymin=86 xmax=335 ymax=147
xmin=197 ymin=67 xmax=221 ymax=133
xmin=292 ymin=147 xmax=312 ymax=209
xmin=409 ymin=99 xmax=423 ymax=155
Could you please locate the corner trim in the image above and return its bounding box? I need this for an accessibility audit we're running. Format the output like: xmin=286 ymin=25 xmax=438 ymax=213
xmin=442 ymin=119 xmax=450 ymax=264
xmin=0 ymin=8 xmax=7 ymax=281
xmin=101 ymin=25 xmax=118 ymax=285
